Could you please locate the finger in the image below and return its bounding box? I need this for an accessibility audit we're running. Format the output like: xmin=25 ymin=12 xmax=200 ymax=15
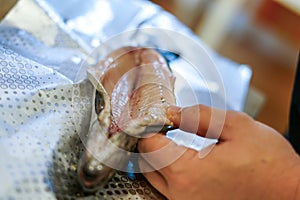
xmin=167 ymin=105 xmax=210 ymax=135
xmin=167 ymin=105 xmax=227 ymax=139
xmin=138 ymin=157 xmax=169 ymax=196
xmin=138 ymin=133 xmax=171 ymax=153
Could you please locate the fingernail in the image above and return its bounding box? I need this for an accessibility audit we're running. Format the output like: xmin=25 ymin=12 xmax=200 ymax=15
xmin=166 ymin=106 xmax=180 ymax=120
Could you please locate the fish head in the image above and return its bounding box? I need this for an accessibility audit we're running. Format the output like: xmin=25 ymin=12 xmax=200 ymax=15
xmin=77 ymin=83 xmax=115 ymax=191
xmin=77 ymin=128 xmax=136 ymax=192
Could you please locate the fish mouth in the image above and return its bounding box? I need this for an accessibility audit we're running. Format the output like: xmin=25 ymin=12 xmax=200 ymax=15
xmin=77 ymin=152 xmax=115 ymax=192
xmin=78 ymin=162 xmax=114 ymax=192
xmin=78 ymin=168 xmax=101 ymax=192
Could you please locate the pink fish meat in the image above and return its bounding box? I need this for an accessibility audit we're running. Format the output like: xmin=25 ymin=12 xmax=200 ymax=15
xmin=78 ymin=46 xmax=176 ymax=191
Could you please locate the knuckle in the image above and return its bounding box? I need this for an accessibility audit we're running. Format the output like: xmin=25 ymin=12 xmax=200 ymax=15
xmin=169 ymin=172 xmax=194 ymax=191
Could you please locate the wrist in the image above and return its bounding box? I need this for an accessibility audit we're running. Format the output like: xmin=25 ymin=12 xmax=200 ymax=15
xmin=293 ymin=160 xmax=300 ymax=199
xmin=268 ymin=156 xmax=300 ymax=200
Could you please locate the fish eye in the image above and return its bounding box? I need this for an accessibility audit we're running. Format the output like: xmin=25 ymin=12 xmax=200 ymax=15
xmin=95 ymin=90 xmax=105 ymax=114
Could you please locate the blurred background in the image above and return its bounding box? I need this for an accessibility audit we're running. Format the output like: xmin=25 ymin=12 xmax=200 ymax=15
xmin=0 ymin=0 xmax=299 ymax=135
xmin=152 ymin=0 xmax=300 ymax=134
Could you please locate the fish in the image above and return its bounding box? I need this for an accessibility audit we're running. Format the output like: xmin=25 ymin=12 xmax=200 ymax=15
xmin=77 ymin=46 xmax=176 ymax=191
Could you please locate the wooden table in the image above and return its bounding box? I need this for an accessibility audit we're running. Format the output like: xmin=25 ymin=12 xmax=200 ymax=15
xmin=254 ymin=0 xmax=300 ymax=48
xmin=0 ymin=0 xmax=17 ymax=20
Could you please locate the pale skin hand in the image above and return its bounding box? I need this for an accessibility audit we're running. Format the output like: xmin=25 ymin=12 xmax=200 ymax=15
xmin=138 ymin=105 xmax=300 ymax=200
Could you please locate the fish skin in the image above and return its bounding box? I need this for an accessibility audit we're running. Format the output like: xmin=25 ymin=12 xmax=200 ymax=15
xmin=78 ymin=46 xmax=176 ymax=191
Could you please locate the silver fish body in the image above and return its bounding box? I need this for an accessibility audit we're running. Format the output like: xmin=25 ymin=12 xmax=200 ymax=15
xmin=78 ymin=46 xmax=176 ymax=191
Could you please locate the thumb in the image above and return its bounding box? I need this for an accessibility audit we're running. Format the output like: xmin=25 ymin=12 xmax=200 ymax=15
xmin=138 ymin=133 xmax=187 ymax=171
xmin=138 ymin=133 xmax=171 ymax=153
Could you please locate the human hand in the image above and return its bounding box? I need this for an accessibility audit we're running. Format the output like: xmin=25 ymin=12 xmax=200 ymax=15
xmin=138 ymin=105 xmax=300 ymax=200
